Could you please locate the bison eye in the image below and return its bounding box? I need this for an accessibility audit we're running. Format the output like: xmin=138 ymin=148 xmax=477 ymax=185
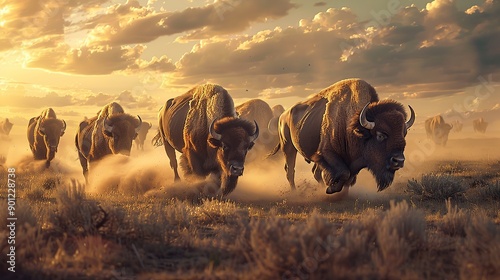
xmin=376 ymin=131 xmax=387 ymax=142
xmin=222 ymin=144 xmax=230 ymax=151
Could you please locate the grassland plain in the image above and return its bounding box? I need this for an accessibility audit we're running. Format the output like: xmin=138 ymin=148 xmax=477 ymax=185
xmin=1 ymin=136 xmax=500 ymax=279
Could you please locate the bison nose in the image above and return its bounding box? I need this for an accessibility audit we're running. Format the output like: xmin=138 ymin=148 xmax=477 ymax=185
xmin=389 ymin=154 xmax=405 ymax=170
xmin=229 ymin=164 xmax=244 ymax=176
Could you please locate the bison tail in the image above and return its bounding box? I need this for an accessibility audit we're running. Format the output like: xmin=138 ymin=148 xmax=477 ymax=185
xmin=151 ymin=129 xmax=164 ymax=147
xmin=267 ymin=142 xmax=281 ymax=158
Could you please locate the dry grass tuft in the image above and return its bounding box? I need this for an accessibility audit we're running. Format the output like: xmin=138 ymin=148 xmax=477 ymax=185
xmin=457 ymin=213 xmax=500 ymax=279
xmin=439 ymin=199 xmax=469 ymax=237
xmin=48 ymin=180 xmax=109 ymax=236
xmin=407 ymin=174 xmax=467 ymax=200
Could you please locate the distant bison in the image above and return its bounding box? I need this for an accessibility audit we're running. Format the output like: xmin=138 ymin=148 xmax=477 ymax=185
xmin=135 ymin=122 xmax=153 ymax=150
xmin=75 ymin=102 xmax=142 ymax=182
xmin=27 ymin=108 xmax=66 ymax=168
xmin=0 ymin=118 xmax=13 ymax=136
xmin=425 ymin=115 xmax=453 ymax=146
xmin=473 ymin=117 xmax=488 ymax=134
xmin=450 ymin=120 xmax=463 ymax=133
xmin=153 ymin=84 xmax=259 ymax=196
xmin=270 ymin=78 xmax=415 ymax=193
xmin=268 ymin=104 xmax=285 ymax=136
xmin=236 ymin=99 xmax=277 ymax=158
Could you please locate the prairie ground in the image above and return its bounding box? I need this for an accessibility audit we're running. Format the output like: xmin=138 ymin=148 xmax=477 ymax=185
xmin=1 ymin=133 xmax=500 ymax=279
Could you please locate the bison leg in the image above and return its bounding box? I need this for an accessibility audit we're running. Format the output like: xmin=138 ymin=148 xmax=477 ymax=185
xmin=312 ymin=153 xmax=350 ymax=194
xmin=283 ymin=141 xmax=297 ymax=190
xmin=77 ymin=151 xmax=89 ymax=183
xmin=164 ymin=141 xmax=181 ymax=181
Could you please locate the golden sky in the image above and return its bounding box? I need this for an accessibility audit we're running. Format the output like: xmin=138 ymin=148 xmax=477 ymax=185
xmin=0 ymin=0 xmax=499 ymax=132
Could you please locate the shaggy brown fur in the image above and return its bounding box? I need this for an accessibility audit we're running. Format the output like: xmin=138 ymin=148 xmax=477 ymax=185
xmin=27 ymin=108 xmax=66 ymax=168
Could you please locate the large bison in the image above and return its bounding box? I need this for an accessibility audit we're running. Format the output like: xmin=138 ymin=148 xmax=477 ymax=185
xmin=425 ymin=115 xmax=452 ymax=146
xmin=75 ymin=102 xmax=142 ymax=182
xmin=27 ymin=108 xmax=66 ymax=168
xmin=0 ymin=118 xmax=13 ymax=135
xmin=135 ymin=122 xmax=153 ymax=150
xmin=152 ymin=84 xmax=259 ymax=196
xmin=270 ymin=78 xmax=415 ymax=193
xmin=236 ymin=99 xmax=277 ymax=159
xmin=472 ymin=117 xmax=488 ymax=133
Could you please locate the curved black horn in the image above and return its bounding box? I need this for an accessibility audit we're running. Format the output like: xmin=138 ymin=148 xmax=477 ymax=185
xmin=136 ymin=115 xmax=142 ymax=127
xmin=61 ymin=120 xmax=66 ymax=131
xmin=209 ymin=118 xmax=221 ymax=140
xmin=359 ymin=103 xmax=375 ymax=130
xmin=250 ymin=120 xmax=259 ymax=142
xmin=405 ymin=105 xmax=415 ymax=129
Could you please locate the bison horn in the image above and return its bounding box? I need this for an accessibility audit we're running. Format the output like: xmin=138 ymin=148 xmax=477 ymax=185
xmin=209 ymin=119 xmax=222 ymax=140
xmin=61 ymin=120 xmax=66 ymax=132
xmin=359 ymin=103 xmax=375 ymax=130
xmin=104 ymin=117 xmax=113 ymax=134
xmin=148 ymin=122 xmax=152 ymax=129
xmin=405 ymin=105 xmax=415 ymax=129
xmin=135 ymin=115 xmax=142 ymax=133
xmin=250 ymin=120 xmax=259 ymax=142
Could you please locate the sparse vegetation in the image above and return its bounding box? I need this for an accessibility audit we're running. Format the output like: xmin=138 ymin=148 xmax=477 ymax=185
xmin=1 ymin=160 xmax=500 ymax=279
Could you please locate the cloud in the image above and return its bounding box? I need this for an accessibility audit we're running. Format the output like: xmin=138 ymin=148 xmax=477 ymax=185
xmin=83 ymin=0 xmax=297 ymax=45
xmin=0 ymin=0 xmax=110 ymax=52
xmin=79 ymin=91 xmax=157 ymax=111
xmin=0 ymin=81 xmax=158 ymax=111
xmin=24 ymin=42 xmax=175 ymax=75
xmin=0 ymin=86 xmax=76 ymax=108
xmin=167 ymin=0 xmax=500 ymax=100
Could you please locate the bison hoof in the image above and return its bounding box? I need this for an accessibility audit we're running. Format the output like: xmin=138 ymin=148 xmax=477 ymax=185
xmin=326 ymin=184 xmax=343 ymax=194
xmin=45 ymin=161 xmax=51 ymax=168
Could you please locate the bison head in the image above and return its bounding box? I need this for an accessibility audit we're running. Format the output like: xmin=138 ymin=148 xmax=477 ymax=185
xmin=103 ymin=114 xmax=142 ymax=155
xmin=38 ymin=118 xmax=66 ymax=154
xmin=208 ymin=117 xmax=259 ymax=177
xmin=351 ymin=100 xmax=415 ymax=191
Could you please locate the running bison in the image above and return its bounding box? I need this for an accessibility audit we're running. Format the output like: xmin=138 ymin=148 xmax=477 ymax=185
xmin=425 ymin=115 xmax=452 ymax=146
xmin=472 ymin=117 xmax=488 ymax=133
xmin=27 ymin=108 xmax=66 ymax=168
xmin=268 ymin=104 xmax=285 ymax=135
xmin=75 ymin=102 xmax=142 ymax=182
xmin=135 ymin=122 xmax=153 ymax=150
xmin=450 ymin=120 xmax=463 ymax=133
xmin=236 ymin=99 xmax=277 ymax=159
xmin=270 ymin=78 xmax=415 ymax=193
xmin=0 ymin=118 xmax=13 ymax=136
xmin=152 ymin=84 xmax=259 ymax=196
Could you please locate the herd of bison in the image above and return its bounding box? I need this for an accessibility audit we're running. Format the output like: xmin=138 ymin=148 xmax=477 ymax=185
xmin=0 ymin=78 xmax=494 ymax=196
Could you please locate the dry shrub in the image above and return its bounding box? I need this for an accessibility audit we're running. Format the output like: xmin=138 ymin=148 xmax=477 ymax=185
xmin=372 ymin=200 xmax=426 ymax=278
xmin=237 ymin=209 xmax=336 ymax=279
xmin=439 ymin=199 xmax=469 ymax=237
xmin=48 ymin=180 xmax=108 ymax=236
xmin=478 ymin=180 xmax=500 ymax=201
xmin=457 ymin=213 xmax=500 ymax=279
xmin=407 ymin=174 xmax=467 ymax=200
